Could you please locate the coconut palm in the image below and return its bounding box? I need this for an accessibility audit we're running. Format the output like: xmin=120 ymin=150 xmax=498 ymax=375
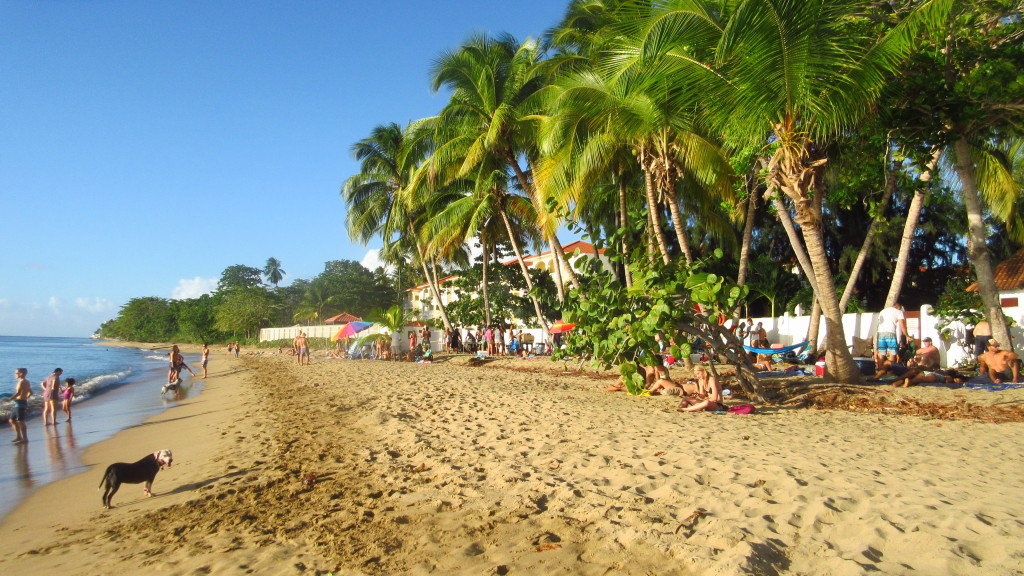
xmin=428 ymin=33 xmax=560 ymax=330
xmin=263 ymin=257 xmax=285 ymax=287
xmin=341 ymin=122 xmax=456 ymax=331
xmin=657 ymin=0 xmax=953 ymax=382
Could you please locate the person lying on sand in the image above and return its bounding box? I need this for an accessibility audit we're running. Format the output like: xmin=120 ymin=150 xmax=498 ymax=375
xmin=873 ymin=360 xmax=910 ymax=380
xmin=891 ymin=368 xmax=964 ymax=388
xmin=677 ymin=366 xmax=726 ymax=412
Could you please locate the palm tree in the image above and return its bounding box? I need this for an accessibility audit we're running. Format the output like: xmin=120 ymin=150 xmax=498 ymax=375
xmin=369 ymin=305 xmax=416 ymax=355
xmin=341 ymin=122 xmax=456 ymax=331
xmin=428 ymin=33 xmax=558 ymax=331
xmin=263 ymin=257 xmax=285 ymax=287
xmin=664 ymin=0 xmax=952 ymax=382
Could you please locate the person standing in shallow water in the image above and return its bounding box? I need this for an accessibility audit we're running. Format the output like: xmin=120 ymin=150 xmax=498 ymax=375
xmin=40 ymin=367 xmax=62 ymax=426
xmin=61 ymin=377 xmax=75 ymax=422
xmin=8 ymin=368 xmax=32 ymax=443
xmin=200 ymin=343 xmax=210 ymax=378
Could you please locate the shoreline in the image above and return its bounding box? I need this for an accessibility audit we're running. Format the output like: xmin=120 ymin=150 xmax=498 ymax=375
xmin=1 ymin=352 xmax=1022 ymax=574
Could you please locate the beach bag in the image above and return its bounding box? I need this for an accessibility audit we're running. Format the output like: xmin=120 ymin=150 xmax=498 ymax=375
xmin=727 ymin=404 xmax=755 ymax=415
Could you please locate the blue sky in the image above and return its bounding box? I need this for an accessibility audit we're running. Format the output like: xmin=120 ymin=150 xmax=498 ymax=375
xmin=1 ymin=0 xmax=570 ymax=337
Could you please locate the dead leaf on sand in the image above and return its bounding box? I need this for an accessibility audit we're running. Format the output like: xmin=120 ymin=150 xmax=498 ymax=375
xmin=535 ymin=543 xmax=562 ymax=552
xmin=674 ymin=508 xmax=708 ymax=535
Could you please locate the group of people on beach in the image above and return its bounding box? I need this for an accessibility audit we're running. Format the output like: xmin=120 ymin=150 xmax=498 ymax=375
xmin=871 ymin=303 xmax=1020 ymax=386
xmin=442 ymin=325 xmax=535 ymax=357
xmin=7 ymin=367 xmax=76 ymax=444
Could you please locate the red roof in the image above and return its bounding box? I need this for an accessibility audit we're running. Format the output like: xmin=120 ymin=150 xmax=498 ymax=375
xmin=967 ymin=247 xmax=1024 ymax=292
xmin=501 ymin=240 xmax=604 ymax=266
xmin=324 ymin=312 xmax=362 ymax=325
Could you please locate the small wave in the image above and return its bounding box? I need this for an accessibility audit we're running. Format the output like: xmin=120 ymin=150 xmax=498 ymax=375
xmin=0 ymin=368 xmax=134 ymax=419
xmin=145 ymin=354 xmax=170 ymax=362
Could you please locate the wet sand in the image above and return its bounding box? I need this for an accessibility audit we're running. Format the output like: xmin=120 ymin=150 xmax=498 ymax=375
xmin=0 ymin=352 xmax=1022 ymax=575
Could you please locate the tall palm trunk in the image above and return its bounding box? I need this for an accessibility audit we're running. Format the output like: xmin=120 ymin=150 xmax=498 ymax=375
xmin=481 ymin=235 xmax=492 ymax=327
xmin=498 ymin=205 xmax=550 ymax=332
xmin=642 ymin=166 xmax=671 ymax=264
xmin=509 ymin=156 xmax=580 ymax=295
xmin=769 ymin=190 xmax=823 ymax=357
xmin=412 ymin=230 xmax=454 ymax=331
xmin=771 ymin=138 xmax=858 ymax=382
xmin=885 ymin=148 xmax=941 ymax=307
xmin=839 ymin=140 xmax=898 ymax=311
xmin=736 ymin=172 xmax=759 ymax=288
xmin=619 ymin=176 xmax=633 ymax=288
xmin=953 ymin=133 xmax=1014 ymax=351
xmin=663 ymin=183 xmax=695 ymax=266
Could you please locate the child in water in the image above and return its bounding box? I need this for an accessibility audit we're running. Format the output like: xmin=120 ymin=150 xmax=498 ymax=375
xmin=62 ymin=377 xmax=76 ymax=422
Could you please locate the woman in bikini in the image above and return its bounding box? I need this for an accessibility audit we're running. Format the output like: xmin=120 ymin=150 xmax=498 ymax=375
xmin=677 ymin=365 xmax=726 ymax=412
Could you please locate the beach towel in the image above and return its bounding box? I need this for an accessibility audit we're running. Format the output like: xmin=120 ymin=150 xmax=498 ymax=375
xmin=964 ymin=382 xmax=1024 ymax=391
xmin=727 ymin=404 xmax=755 ymax=414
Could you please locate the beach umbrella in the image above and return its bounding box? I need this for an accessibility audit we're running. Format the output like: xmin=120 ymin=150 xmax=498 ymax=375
xmin=548 ymin=320 xmax=576 ymax=334
xmin=335 ymin=321 xmax=373 ymax=339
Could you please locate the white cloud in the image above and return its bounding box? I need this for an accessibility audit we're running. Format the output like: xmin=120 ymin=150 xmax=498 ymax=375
xmin=172 ymin=277 xmax=218 ymax=299
xmin=360 ymin=249 xmax=391 ymax=272
xmin=75 ymin=297 xmax=115 ymax=314
xmin=48 ymin=296 xmax=62 ymax=312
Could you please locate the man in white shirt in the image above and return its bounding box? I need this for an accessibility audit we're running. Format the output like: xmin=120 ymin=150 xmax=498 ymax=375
xmin=875 ymin=303 xmax=909 ymax=369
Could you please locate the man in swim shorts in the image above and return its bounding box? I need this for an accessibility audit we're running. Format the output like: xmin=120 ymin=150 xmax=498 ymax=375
xmin=294 ymin=332 xmax=310 ymax=365
xmin=8 ymin=368 xmax=32 ymax=443
xmin=875 ymin=303 xmax=909 ymax=370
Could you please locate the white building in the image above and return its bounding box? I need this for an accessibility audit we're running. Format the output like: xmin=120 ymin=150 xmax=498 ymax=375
xmin=404 ymin=241 xmax=610 ymax=324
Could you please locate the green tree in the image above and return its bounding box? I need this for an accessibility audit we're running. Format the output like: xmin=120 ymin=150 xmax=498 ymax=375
xmin=428 ymin=33 xmax=571 ymax=327
xmin=104 ymin=297 xmax=176 ymax=342
xmin=214 ymin=288 xmax=274 ymax=339
xmin=341 ymin=122 xmax=457 ymax=330
xmin=664 ymin=0 xmax=952 ymax=382
xmin=263 ymin=257 xmax=285 ymax=287
xmin=217 ymin=265 xmax=265 ymax=292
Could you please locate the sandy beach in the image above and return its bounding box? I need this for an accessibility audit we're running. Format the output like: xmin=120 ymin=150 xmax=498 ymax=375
xmin=1 ymin=350 xmax=1022 ymax=575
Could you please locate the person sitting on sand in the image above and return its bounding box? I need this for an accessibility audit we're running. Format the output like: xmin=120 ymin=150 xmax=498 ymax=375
xmin=604 ymin=363 xmax=669 ymax=392
xmin=751 ymin=339 xmax=774 ymax=372
xmin=892 ymin=368 xmax=964 ymax=388
xmin=677 ymin=365 xmax=726 ymax=412
xmin=908 ymin=337 xmax=941 ymax=370
xmin=979 ymin=339 xmax=1021 ymax=383
xmin=648 ymin=375 xmax=699 ymax=396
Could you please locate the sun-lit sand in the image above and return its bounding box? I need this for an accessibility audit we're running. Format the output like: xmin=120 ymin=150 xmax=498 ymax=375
xmin=1 ymin=349 xmax=1022 ymax=575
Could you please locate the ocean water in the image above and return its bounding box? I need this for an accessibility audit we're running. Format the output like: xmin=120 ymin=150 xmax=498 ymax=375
xmin=0 ymin=336 xmax=203 ymax=521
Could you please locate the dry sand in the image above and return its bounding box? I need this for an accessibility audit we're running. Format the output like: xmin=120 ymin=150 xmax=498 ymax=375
xmin=1 ymin=351 xmax=1022 ymax=575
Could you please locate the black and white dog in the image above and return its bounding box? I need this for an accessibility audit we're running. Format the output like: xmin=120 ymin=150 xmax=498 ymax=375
xmin=98 ymin=449 xmax=173 ymax=508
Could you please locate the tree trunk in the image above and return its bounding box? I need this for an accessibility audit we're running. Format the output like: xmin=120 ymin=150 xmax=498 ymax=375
xmin=737 ymin=171 xmax=759 ymax=288
xmin=839 ymin=140 xmax=898 ymax=311
xmin=641 ymin=158 xmax=671 ymax=264
xmin=412 ymin=233 xmax=454 ymax=331
xmin=805 ymin=298 xmax=822 ymax=359
xmin=885 ymin=147 xmax=941 ymax=307
xmin=510 ymin=155 xmax=581 ymax=296
xmin=499 ymin=206 xmax=550 ymax=332
xmin=953 ymin=134 xmax=1014 ymax=351
xmin=663 ymin=184 xmax=694 ymax=266
xmin=771 ymin=139 xmax=858 ymax=383
xmin=619 ymin=176 xmax=633 ymax=288
xmin=481 ymin=235 xmax=492 ymax=327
